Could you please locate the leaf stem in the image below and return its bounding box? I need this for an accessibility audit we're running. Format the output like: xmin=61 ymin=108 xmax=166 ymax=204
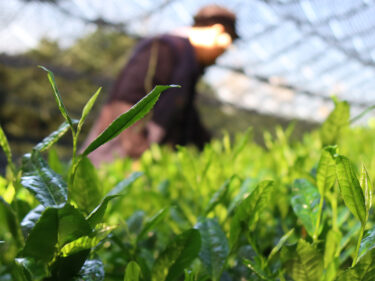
xmin=313 ymin=196 xmax=324 ymax=242
xmin=68 ymin=154 xmax=82 ymax=202
xmin=352 ymin=224 xmax=365 ymax=266
xmin=332 ymin=185 xmax=339 ymax=231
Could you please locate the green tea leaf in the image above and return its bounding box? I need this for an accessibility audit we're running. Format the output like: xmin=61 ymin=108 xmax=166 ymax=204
xmin=320 ymin=100 xmax=350 ymax=146
xmin=184 ymin=270 xmax=194 ymax=281
xmin=135 ymin=256 xmax=151 ymax=281
xmin=86 ymin=195 xmax=119 ymax=229
xmin=196 ymin=218 xmax=229 ymax=281
xmin=267 ymin=228 xmax=295 ymax=262
xmin=204 ymin=177 xmax=233 ymax=216
xmin=11 ymin=260 xmax=32 ymax=281
xmin=57 ymin=204 xmax=92 ymax=247
xmin=21 ymin=205 xmax=45 ymax=238
xmin=75 ymin=259 xmax=105 ymax=281
xmin=243 ymin=258 xmax=272 ymax=281
xmin=324 ymin=229 xmax=342 ymax=268
xmin=282 ymin=239 xmax=323 ymax=281
xmin=317 ymin=146 xmax=337 ymax=196
xmin=71 ymin=156 xmax=102 ymax=214
xmin=61 ymin=224 xmax=114 ymax=257
xmin=12 ymin=198 xmax=32 ymax=220
xmin=232 ymin=128 xmax=252 ymax=161
xmin=336 ymin=248 xmax=375 ymax=281
xmin=0 ymin=124 xmax=16 ymax=174
xmin=360 ymin=164 xmax=372 ymax=221
xmin=48 ymin=148 xmax=64 ymax=175
xmin=21 ymin=151 xmax=67 ymax=207
xmin=77 ymin=87 xmax=102 ymax=137
xmin=335 ymin=156 xmax=366 ymax=226
xmin=127 ymin=211 xmax=145 ymax=235
xmin=45 ymin=250 xmax=90 ymax=281
xmin=137 ymin=208 xmax=169 ymax=243
xmin=291 ymin=179 xmax=321 ymax=238
xmin=227 ymin=178 xmax=258 ymax=215
xmin=152 ymin=229 xmax=201 ymax=281
xmin=107 ymin=171 xmax=143 ymax=197
xmin=83 ymin=85 xmax=178 ymax=156
xmin=124 ymin=261 xmax=141 ymax=281
xmin=34 ymin=121 xmax=77 ymax=152
xmin=22 ymin=208 xmax=58 ymax=262
xmin=39 ymin=66 xmax=74 ymax=130
xmin=16 ymin=257 xmax=49 ymax=280
xmin=60 ymin=236 xmax=102 ymax=257
xmin=87 ymin=172 xmax=142 ymax=228
xmin=358 ymin=227 xmax=375 ymax=262
xmin=0 ymin=196 xmax=24 ymax=248
xmin=230 ymin=180 xmax=274 ymax=249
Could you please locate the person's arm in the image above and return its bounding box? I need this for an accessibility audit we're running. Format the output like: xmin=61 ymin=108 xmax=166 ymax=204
xmin=147 ymin=121 xmax=166 ymax=143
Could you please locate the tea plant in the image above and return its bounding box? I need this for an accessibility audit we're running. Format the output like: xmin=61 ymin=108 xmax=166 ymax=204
xmin=0 ymin=67 xmax=177 ymax=280
xmin=2 ymin=68 xmax=375 ymax=281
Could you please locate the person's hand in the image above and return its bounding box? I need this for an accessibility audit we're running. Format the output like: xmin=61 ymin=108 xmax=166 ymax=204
xmin=147 ymin=121 xmax=166 ymax=143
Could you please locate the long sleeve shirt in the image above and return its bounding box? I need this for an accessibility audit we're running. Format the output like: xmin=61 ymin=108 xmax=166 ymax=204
xmin=106 ymin=34 xmax=210 ymax=147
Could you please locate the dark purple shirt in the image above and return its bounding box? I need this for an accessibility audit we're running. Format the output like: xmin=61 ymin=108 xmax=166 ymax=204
xmin=107 ymin=34 xmax=210 ymax=147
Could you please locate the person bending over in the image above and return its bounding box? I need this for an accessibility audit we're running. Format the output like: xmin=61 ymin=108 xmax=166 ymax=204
xmin=82 ymin=5 xmax=239 ymax=166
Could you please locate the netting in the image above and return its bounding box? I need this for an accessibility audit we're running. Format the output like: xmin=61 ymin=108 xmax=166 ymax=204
xmin=1 ymin=0 xmax=375 ymax=123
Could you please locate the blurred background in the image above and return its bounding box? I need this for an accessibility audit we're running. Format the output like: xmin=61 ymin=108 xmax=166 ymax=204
xmin=1 ymin=0 xmax=375 ymax=164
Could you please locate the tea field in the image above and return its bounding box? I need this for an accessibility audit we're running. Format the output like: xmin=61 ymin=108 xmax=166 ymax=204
xmin=1 ymin=69 xmax=375 ymax=280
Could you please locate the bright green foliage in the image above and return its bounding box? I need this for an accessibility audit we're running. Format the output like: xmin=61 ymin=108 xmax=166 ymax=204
xmin=137 ymin=208 xmax=169 ymax=243
xmin=0 ymin=69 xmax=172 ymax=280
xmin=243 ymin=257 xmax=273 ymax=280
xmin=0 ymin=125 xmax=16 ymax=174
xmin=39 ymin=66 xmax=75 ymax=131
xmin=230 ymin=180 xmax=274 ymax=249
xmin=336 ymin=156 xmax=366 ymax=226
xmin=124 ymin=261 xmax=141 ymax=281
xmin=291 ymin=179 xmax=321 ymax=238
xmin=195 ymin=218 xmax=229 ymax=281
xmin=320 ymin=100 xmax=350 ymax=146
xmin=60 ymin=224 xmax=114 ymax=257
xmin=74 ymin=259 xmax=105 ymax=281
xmin=77 ymin=87 xmax=102 ymax=138
xmin=21 ymin=151 xmax=68 ymax=208
xmin=336 ymin=249 xmax=375 ymax=281
xmin=358 ymin=227 xmax=375 ymax=261
xmin=324 ymin=229 xmax=342 ymax=272
xmin=22 ymin=208 xmax=58 ymax=262
xmin=3 ymin=69 xmax=375 ymax=280
xmin=57 ymin=204 xmax=92 ymax=247
xmin=83 ymin=85 xmax=179 ymax=156
xmin=282 ymin=239 xmax=324 ymax=281
xmin=34 ymin=121 xmax=73 ymax=152
xmin=204 ymin=177 xmax=234 ymax=215
xmin=152 ymin=229 xmax=201 ymax=281
xmin=86 ymin=171 xmax=142 ymax=228
xmin=71 ymin=156 xmax=102 ymax=214
xmin=0 ymin=197 xmax=24 ymax=249
xmin=317 ymin=146 xmax=337 ymax=196
xmin=359 ymin=164 xmax=372 ymax=220
xmin=268 ymin=228 xmax=295 ymax=262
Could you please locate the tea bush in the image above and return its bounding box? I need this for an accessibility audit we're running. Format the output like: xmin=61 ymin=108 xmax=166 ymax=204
xmin=1 ymin=68 xmax=375 ymax=280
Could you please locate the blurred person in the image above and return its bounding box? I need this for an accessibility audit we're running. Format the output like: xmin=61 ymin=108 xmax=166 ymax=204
xmin=82 ymin=4 xmax=239 ymax=166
